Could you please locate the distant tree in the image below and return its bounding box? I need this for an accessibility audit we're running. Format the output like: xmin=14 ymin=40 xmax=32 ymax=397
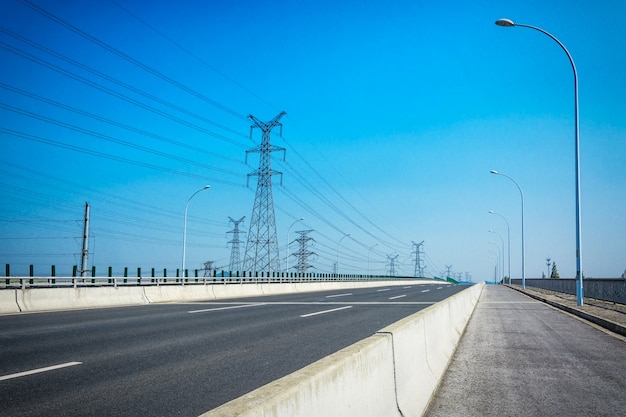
xmin=622 ymin=269 xmax=626 ymax=279
xmin=550 ymin=262 xmax=560 ymax=279
xmin=541 ymin=271 xmax=546 ymax=279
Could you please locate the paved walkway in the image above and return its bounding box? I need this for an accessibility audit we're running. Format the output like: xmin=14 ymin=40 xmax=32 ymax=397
xmin=425 ymin=285 xmax=626 ymax=417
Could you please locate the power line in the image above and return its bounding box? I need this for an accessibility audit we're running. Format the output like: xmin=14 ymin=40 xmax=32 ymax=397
xmin=18 ymin=0 xmax=249 ymax=121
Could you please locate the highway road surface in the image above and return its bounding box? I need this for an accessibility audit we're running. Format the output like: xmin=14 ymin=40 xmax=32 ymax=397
xmin=0 ymin=283 xmax=466 ymax=417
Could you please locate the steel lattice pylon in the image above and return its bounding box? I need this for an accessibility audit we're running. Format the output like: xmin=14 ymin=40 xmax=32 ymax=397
xmin=386 ymin=254 xmax=399 ymax=277
xmin=227 ymin=216 xmax=245 ymax=272
xmin=243 ymin=112 xmax=286 ymax=273
xmin=291 ymin=229 xmax=316 ymax=273
xmin=412 ymin=240 xmax=425 ymax=278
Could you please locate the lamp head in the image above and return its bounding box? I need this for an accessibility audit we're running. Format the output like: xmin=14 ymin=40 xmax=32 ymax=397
xmin=203 ymin=185 xmax=211 ymax=189
xmin=490 ymin=170 xmax=499 ymax=175
xmin=489 ymin=210 xmax=495 ymax=214
xmin=495 ymin=18 xmax=515 ymax=27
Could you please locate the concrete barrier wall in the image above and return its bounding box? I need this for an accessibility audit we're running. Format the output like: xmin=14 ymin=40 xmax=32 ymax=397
xmin=200 ymin=282 xmax=484 ymax=417
xmin=2 ymin=279 xmax=442 ymax=313
xmin=382 ymin=281 xmax=484 ymax=415
xmin=16 ymin=287 xmax=147 ymax=312
xmin=204 ymin=336 xmax=402 ymax=417
xmin=0 ymin=290 xmax=20 ymax=314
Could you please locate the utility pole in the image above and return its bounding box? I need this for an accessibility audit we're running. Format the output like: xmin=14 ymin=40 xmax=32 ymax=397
xmin=291 ymin=230 xmax=316 ymax=273
xmin=80 ymin=202 xmax=90 ymax=277
xmin=227 ymin=216 xmax=246 ymax=272
xmin=546 ymin=257 xmax=551 ymax=280
xmin=243 ymin=112 xmax=286 ymax=274
xmin=412 ymin=240 xmax=424 ymax=277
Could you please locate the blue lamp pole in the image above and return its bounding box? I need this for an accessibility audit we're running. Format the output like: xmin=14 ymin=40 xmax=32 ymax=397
xmin=489 ymin=230 xmax=505 ymax=284
xmin=489 ymin=210 xmax=511 ymax=284
xmin=182 ymin=185 xmax=210 ymax=281
xmin=490 ymin=170 xmax=525 ymax=289
xmin=495 ymin=18 xmax=583 ymax=305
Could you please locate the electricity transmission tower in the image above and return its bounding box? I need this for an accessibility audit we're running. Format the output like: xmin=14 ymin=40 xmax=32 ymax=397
xmin=227 ymin=216 xmax=245 ymax=272
xmin=291 ymin=230 xmax=316 ymax=273
xmin=202 ymin=261 xmax=216 ymax=277
xmin=386 ymin=254 xmax=399 ymax=277
xmin=243 ymin=112 xmax=286 ymax=273
xmin=445 ymin=265 xmax=453 ymax=279
xmin=412 ymin=240 xmax=424 ymax=277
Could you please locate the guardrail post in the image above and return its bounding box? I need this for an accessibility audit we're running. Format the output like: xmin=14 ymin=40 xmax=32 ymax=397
xmin=137 ymin=267 xmax=141 ymax=285
xmin=124 ymin=267 xmax=128 ymax=284
xmin=51 ymin=265 xmax=56 ymax=284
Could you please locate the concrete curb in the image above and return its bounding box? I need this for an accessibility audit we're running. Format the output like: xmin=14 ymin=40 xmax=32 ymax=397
xmin=199 ymin=282 xmax=485 ymax=417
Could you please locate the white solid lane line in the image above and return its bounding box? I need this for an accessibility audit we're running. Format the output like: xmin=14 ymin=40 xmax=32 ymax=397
xmin=188 ymin=303 xmax=266 ymax=314
xmin=325 ymin=293 xmax=353 ymax=298
xmin=300 ymin=306 xmax=353 ymax=318
xmin=389 ymin=295 xmax=406 ymax=300
xmin=0 ymin=362 xmax=82 ymax=382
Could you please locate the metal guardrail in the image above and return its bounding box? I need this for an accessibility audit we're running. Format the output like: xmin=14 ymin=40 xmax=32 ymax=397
xmin=0 ymin=275 xmax=443 ymax=290
xmin=510 ymin=278 xmax=626 ymax=304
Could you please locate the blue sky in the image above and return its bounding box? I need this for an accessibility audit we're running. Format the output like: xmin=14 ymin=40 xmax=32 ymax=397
xmin=1 ymin=0 xmax=624 ymax=280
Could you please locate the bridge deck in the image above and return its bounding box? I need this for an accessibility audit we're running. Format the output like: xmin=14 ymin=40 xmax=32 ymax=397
xmin=425 ymin=285 xmax=626 ymax=417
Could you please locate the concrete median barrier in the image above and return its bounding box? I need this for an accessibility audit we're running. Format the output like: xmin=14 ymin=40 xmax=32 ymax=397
xmin=199 ymin=282 xmax=484 ymax=417
xmin=203 ymin=334 xmax=401 ymax=417
xmin=15 ymin=286 xmax=147 ymax=312
xmin=0 ymin=289 xmax=20 ymax=314
xmin=379 ymin=281 xmax=484 ymax=416
xmin=3 ymin=279 xmax=443 ymax=313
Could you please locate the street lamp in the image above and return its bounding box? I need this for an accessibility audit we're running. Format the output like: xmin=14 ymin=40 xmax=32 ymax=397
xmin=336 ymin=233 xmax=351 ymax=277
xmin=489 ymin=230 xmax=505 ymax=284
xmin=490 ymin=170 xmax=525 ymax=289
xmin=285 ymin=217 xmax=304 ymax=272
xmin=495 ymin=18 xmax=582 ymax=305
xmin=182 ymin=185 xmax=210 ymax=281
xmin=368 ymin=243 xmax=379 ymax=276
xmin=489 ymin=242 xmax=502 ymax=284
xmin=489 ymin=210 xmax=511 ymax=284
xmin=488 ymin=250 xmax=499 ymax=285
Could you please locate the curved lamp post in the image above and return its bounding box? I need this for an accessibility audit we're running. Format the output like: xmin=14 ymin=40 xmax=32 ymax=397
xmin=495 ymin=18 xmax=582 ymax=304
xmin=489 ymin=210 xmax=511 ymax=284
xmin=336 ymin=233 xmax=351 ymax=277
xmin=489 ymin=242 xmax=502 ymax=284
xmin=368 ymin=242 xmax=379 ymax=276
xmin=182 ymin=185 xmax=210 ymax=281
xmin=285 ymin=217 xmax=304 ymax=272
xmin=490 ymin=170 xmax=525 ymax=289
xmin=489 ymin=230 xmax=505 ymax=284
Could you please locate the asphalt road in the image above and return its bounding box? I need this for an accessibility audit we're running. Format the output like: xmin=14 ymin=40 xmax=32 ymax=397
xmin=0 ymin=282 xmax=465 ymax=417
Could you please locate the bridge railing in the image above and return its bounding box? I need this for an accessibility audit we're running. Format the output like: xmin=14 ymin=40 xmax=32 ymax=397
xmin=510 ymin=278 xmax=626 ymax=304
xmin=0 ymin=274 xmax=436 ymax=290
